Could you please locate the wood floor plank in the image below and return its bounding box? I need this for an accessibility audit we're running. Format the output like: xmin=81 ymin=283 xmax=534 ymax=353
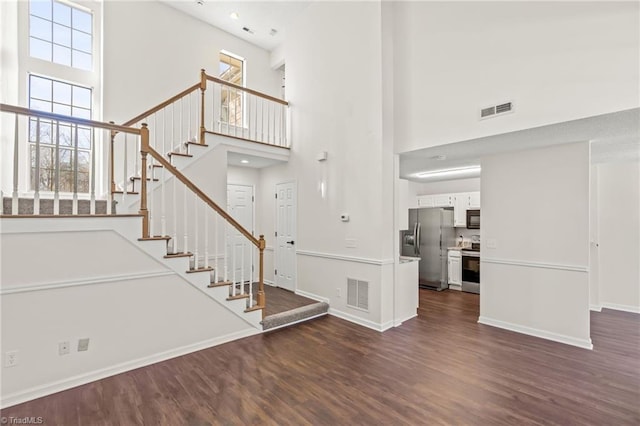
xmin=2 ymin=289 xmax=639 ymax=425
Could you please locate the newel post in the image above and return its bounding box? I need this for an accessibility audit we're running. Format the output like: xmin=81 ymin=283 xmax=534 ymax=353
xmin=139 ymin=123 xmax=150 ymax=238
xmin=199 ymin=68 xmax=207 ymax=144
xmin=258 ymin=234 xmax=266 ymax=318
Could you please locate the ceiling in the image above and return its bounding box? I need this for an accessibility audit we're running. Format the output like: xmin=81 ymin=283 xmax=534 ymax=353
xmin=400 ymin=108 xmax=640 ymax=183
xmin=162 ymin=1 xmax=310 ymax=51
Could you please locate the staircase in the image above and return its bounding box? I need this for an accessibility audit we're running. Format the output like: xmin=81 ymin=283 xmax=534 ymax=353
xmin=0 ymin=69 xmax=328 ymax=332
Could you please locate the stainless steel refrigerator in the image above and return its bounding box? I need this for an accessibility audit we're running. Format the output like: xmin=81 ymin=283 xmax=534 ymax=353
xmin=401 ymin=208 xmax=455 ymax=291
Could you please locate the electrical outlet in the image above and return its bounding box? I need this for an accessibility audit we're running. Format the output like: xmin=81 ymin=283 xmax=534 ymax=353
xmin=5 ymin=350 xmax=19 ymax=368
xmin=58 ymin=341 xmax=70 ymax=356
xmin=336 ymin=288 xmax=341 ymax=298
xmin=78 ymin=338 xmax=90 ymax=352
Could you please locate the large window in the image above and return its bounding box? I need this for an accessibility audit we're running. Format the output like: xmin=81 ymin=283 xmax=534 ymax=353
xmin=29 ymin=0 xmax=93 ymax=70
xmin=219 ymin=51 xmax=244 ymax=126
xmin=28 ymin=74 xmax=92 ymax=192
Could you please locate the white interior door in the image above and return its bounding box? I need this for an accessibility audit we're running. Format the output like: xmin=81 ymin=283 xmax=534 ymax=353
xmin=227 ymin=184 xmax=254 ymax=284
xmin=275 ymin=182 xmax=296 ymax=291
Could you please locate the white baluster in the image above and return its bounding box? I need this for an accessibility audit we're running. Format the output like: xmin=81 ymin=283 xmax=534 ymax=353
xmin=260 ymin=98 xmax=264 ymax=142
xmin=240 ymin=241 xmax=245 ymax=295
xmin=234 ymin=88 xmax=238 ymax=138
xmin=171 ymin=171 xmax=177 ymax=253
xmin=107 ymin=129 xmax=112 ymax=215
xmin=271 ymin=102 xmax=275 ymax=145
xmin=210 ymin=81 xmax=215 ymax=130
xmin=214 ymin=214 xmax=219 ymax=283
xmin=54 ymin=121 xmax=60 ymax=215
xmin=248 ymin=246 xmax=254 ymax=308
xmin=183 ymin=183 xmax=188 ymax=255
xmin=12 ymin=115 xmax=19 ymax=215
xmin=171 ymin=103 xmax=175 ymax=155
xmin=188 ymin=92 xmax=192 ymax=142
xmin=34 ymin=118 xmax=41 ymax=215
xmin=179 ymin=97 xmax=183 ymax=151
xmin=135 ymin=124 xmax=140 ymax=178
xmin=123 ymin=134 xmax=128 ymax=203
xmin=232 ymin=224 xmax=236 ymax=296
xmin=224 ymin=222 xmax=229 ymax=284
xmin=193 ymin=192 xmax=199 ymax=270
xmin=204 ymin=203 xmax=209 ymax=270
xmin=90 ymin=128 xmax=96 ymax=214
xmin=161 ymin=108 xmax=166 ymax=236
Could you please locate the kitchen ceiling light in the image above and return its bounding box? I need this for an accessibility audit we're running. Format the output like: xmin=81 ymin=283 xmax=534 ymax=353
xmin=240 ymin=159 xmax=249 ymax=164
xmin=415 ymin=165 xmax=481 ymax=179
xmin=230 ymin=12 xmax=239 ymax=20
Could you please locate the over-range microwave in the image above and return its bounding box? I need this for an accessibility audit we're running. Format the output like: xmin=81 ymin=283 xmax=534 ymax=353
xmin=466 ymin=209 xmax=480 ymax=229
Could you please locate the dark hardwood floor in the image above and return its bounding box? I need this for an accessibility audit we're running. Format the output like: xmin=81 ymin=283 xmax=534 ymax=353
xmin=261 ymin=284 xmax=317 ymax=317
xmin=2 ymin=289 xmax=639 ymax=425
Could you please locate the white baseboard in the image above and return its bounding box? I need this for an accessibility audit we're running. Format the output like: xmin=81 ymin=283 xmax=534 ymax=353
xmin=295 ymin=289 xmax=329 ymax=304
xmin=601 ymin=302 xmax=640 ymax=314
xmin=590 ymin=304 xmax=603 ymax=312
xmin=394 ymin=313 xmax=418 ymax=327
xmin=0 ymin=328 xmax=260 ymax=409
xmin=328 ymin=308 xmax=393 ymax=332
xmin=264 ymin=280 xmax=275 ymax=286
xmin=478 ymin=316 xmax=593 ymax=350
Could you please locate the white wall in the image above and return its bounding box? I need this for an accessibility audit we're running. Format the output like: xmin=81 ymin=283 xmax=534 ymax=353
xmin=257 ymin=2 xmax=397 ymax=329
xmin=0 ymin=217 xmax=257 ymax=408
xmin=480 ymin=142 xmax=591 ymax=349
xmin=412 ymin=178 xmax=481 ymax=196
xmin=596 ymin=160 xmax=640 ymax=312
xmin=393 ymin=1 xmax=640 ymax=153
xmin=103 ymin=1 xmax=280 ymax=124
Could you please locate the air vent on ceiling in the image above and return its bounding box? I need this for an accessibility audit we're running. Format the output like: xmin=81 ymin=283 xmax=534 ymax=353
xmin=347 ymin=278 xmax=369 ymax=311
xmin=480 ymin=101 xmax=513 ymax=120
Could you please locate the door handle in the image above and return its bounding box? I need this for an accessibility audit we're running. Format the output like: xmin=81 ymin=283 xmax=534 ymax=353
xmin=286 ymin=240 xmax=295 ymax=245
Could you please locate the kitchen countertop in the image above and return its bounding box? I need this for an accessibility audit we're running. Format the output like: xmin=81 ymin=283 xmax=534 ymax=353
xmin=399 ymin=256 xmax=421 ymax=264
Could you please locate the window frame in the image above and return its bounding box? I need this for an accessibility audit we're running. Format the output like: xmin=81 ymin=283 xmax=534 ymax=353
xmin=219 ymin=50 xmax=246 ymax=129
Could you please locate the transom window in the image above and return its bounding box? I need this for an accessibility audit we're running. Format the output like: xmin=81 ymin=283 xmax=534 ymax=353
xmin=28 ymin=74 xmax=93 ymax=193
xmin=219 ymin=51 xmax=244 ymax=126
xmin=29 ymin=0 xmax=93 ymax=70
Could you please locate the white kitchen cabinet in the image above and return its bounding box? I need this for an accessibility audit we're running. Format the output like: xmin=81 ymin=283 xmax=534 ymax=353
xmin=454 ymin=193 xmax=469 ymax=227
xmin=468 ymin=192 xmax=481 ymax=209
xmin=417 ymin=195 xmax=435 ymax=208
xmin=433 ymin=194 xmax=454 ymax=207
xmin=448 ymin=250 xmax=462 ymax=288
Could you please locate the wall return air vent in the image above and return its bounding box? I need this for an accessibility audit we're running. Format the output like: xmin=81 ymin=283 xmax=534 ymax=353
xmin=347 ymin=278 xmax=369 ymax=311
xmin=480 ymin=101 xmax=513 ymax=119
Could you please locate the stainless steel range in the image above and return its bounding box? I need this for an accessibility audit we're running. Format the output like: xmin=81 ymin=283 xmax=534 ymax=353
xmin=461 ymin=245 xmax=480 ymax=294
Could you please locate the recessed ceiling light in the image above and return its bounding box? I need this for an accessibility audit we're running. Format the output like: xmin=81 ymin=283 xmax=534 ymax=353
xmin=242 ymin=27 xmax=254 ymax=34
xmin=240 ymin=159 xmax=249 ymax=164
xmin=414 ymin=165 xmax=481 ymax=179
xmin=230 ymin=12 xmax=239 ymax=20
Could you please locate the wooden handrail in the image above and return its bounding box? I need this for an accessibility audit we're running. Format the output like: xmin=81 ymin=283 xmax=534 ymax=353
xmin=0 ymin=103 xmax=141 ymax=134
xmin=121 ymin=83 xmax=201 ymax=127
xmin=145 ymin=145 xmax=261 ymax=248
xmin=205 ymin=74 xmax=289 ymax=106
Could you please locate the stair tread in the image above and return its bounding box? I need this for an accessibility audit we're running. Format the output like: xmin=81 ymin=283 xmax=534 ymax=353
xmin=208 ymin=280 xmax=233 ymax=288
xmin=164 ymin=252 xmax=193 ymax=258
xmin=138 ymin=236 xmax=171 ymax=241
xmin=152 ymin=164 xmax=163 ymax=168
xmin=186 ymin=266 xmax=214 ymax=274
xmin=168 ymin=152 xmax=193 ymax=158
xmin=227 ymin=294 xmax=250 ymax=301
xmin=130 ymin=176 xmax=160 ymax=182
xmin=245 ymin=305 xmax=265 ymax=313
xmin=185 ymin=141 xmax=209 ymax=147
xmin=113 ymin=190 xmax=139 ymax=195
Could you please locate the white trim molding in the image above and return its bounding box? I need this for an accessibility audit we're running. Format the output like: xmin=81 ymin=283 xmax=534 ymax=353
xmin=295 ymin=289 xmax=329 ymax=304
xmin=590 ymin=305 xmax=603 ymax=312
xmin=296 ymin=250 xmax=394 ymax=266
xmin=329 ymin=308 xmax=394 ymax=332
xmin=0 ymin=271 xmax=175 ymax=295
xmin=481 ymin=257 xmax=589 ymax=273
xmin=601 ymin=303 xmax=640 ymax=314
xmin=0 ymin=328 xmax=260 ymax=409
xmin=478 ymin=316 xmax=593 ymax=350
